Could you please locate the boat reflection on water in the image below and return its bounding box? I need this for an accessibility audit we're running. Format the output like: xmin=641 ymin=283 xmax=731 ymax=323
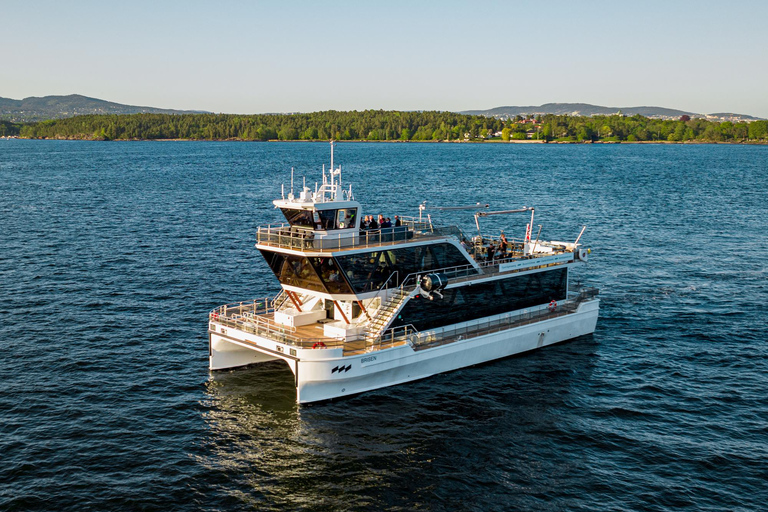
xmin=200 ymin=336 xmax=599 ymax=510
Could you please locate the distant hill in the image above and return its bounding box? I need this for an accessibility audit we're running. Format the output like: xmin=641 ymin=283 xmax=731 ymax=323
xmin=460 ymin=103 xmax=762 ymax=122
xmin=0 ymin=94 xmax=208 ymax=122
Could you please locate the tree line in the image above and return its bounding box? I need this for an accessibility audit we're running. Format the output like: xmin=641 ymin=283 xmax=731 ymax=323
xmin=3 ymin=111 xmax=767 ymax=142
xmin=11 ymin=111 xmax=502 ymax=141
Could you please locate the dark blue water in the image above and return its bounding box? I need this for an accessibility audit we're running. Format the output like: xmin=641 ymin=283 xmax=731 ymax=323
xmin=1 ymin=140 xmax=766 ymax=511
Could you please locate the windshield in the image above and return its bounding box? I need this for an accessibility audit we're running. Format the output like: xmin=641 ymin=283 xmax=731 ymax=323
xmin=280 ymin=208 xmax=315 ymax=228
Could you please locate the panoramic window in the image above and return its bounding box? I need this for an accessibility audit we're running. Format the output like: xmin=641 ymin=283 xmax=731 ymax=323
xmin=259 ymin=250 xmax=327 ymax=292
xmin=308 ymin=256 xmax=354 ymax=295
xmin=260 ymin=250 xmax=355 ymax=295
xmin=335 ymin=243 xmax=474 ymax=293
xmin=391 ymin=267 xmax=568 ymax=331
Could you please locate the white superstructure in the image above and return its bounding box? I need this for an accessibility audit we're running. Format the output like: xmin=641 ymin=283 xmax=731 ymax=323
xmin=208 ymin=143 xmax=599 ymax=403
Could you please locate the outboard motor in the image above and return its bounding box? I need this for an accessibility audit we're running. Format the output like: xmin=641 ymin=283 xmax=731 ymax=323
xmin=419 ymin=273 xmax=448 ymax=300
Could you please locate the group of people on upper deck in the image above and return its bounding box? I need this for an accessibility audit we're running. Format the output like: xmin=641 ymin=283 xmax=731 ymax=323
xmin=470 ymin=232 xmax=510 ymax=262
xmin=361 ymin=214 xmax=402 ymax=230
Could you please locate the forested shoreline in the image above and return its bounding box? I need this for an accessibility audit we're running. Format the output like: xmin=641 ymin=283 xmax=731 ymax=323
xmin=2 ymin=111 xmax=767 ymax=143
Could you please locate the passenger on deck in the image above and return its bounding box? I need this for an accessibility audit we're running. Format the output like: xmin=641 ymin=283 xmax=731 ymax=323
xmin=487 ymin=242 xmax=496 ymax=262
xmin=499 ymin=233 xmax=508 ymax=258
xmin=369 ymin=216 xmax=378 ymax=229
xmin=394 ymin=215 xmax=402 ymax=227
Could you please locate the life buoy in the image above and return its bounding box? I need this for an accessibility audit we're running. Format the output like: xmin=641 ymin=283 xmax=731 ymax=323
xmin=211 ymin=312 xmax=219 ymax=321
xmin=548 ymin=300 xmax=558 ymax=312
xmin=312 ymin=342 xmax=327 ymax=349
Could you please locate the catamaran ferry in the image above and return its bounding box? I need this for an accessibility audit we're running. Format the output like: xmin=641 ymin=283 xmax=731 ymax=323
xmin=208 ymin=143 xmax=599 ymax=403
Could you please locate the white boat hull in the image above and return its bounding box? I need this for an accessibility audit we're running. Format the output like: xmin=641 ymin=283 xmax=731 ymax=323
xmin=209 ymin=299 xmax=599 ymax=403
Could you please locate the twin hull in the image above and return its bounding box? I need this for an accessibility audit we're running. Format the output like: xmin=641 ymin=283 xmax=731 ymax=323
xmin=209 ymin=299 xmax=599 ymax=403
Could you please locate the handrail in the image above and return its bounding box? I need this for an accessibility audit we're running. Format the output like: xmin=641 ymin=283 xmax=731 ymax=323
xmin=256 ymin=223 xmax=451 ymax=253
xmin=365 ymin=324 xmax=419 ymax=352
xmin=394 ymin=249 xmax=576 ymax=296
xmin=408 ymin=287 xmax=599 ymax=351
xmin=369 ymin=270 xmax=401 ymax=307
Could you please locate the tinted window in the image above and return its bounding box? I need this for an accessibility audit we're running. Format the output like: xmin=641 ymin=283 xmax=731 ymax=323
xmin=280 ymin=208 xmax=315 ymax=228
xmin=260 ymin=250 xmax=354 ymax=295
xmin=392 ymin=267 xmax=568 ymax=331
xmin=309 ymin=256 xmax=354 ymax=294
xmin=259 ymin=250 xmax=326 ymax=292
xmin=335 ymin=242 xmax=474 ymax=293
xmin=317 ymin=209 xmax=337 ymax=230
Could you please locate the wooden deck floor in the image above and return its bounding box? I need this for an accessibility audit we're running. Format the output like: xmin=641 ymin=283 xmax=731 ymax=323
xmin=260 ymin=313 xmax=407 ymax=355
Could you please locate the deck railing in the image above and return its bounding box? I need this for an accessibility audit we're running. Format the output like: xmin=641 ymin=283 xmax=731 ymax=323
xmin=210 ymin=287 xmax=599 ymax=353
xmin=254 ymin=220 xmax=469 ymax=253
xmin=209 ymin=300 xmax=340 ymax=348
xmin=407 ymin=287 xmax=599 ymax=351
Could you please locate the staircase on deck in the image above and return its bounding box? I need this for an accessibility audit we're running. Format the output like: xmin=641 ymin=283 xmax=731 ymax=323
xmin=364 ymin=288 xmax=411 ymax=344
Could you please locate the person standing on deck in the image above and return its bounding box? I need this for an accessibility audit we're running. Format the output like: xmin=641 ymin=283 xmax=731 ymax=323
xmin=487 ymin=242 xmax=496 ymax=262
xmin=499 ymin=233 xmax=508 ymax=259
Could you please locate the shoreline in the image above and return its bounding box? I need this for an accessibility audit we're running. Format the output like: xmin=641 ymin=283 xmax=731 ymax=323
xmin=7 ymin=136 xmax=767 ymax=145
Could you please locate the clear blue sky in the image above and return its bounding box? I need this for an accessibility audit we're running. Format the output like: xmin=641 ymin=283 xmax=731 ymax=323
xmin=2 ymin=0 xmax=767 ymax=117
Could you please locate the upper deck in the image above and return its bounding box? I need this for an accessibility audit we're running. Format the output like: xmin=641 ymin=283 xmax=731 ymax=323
xmin=256 ymin=219 xmax=463 ymax=253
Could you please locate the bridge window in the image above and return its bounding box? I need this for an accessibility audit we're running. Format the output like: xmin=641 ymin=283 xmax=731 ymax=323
xmin=280 ymin=208 xmax=315 ymax=229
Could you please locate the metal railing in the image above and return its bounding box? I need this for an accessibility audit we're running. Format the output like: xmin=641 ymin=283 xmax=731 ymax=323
xmin=407 ymin=286 xmax=599 ymax=351
xmin=367 ymin=324 xmax=418 ymax=352
xmin=395 ymin=249 xmax=575 ymax=293
xmin=254 ymin=220 xmax=471 ymax=253
xmin=210 ymin=300 xmax=343 ymax=349
xmin=256 ymin=224 xmax=425 ymax=252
